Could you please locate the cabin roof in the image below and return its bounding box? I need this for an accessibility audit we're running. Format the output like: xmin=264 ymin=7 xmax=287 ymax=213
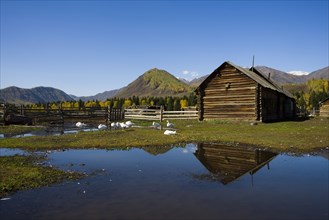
xmin=320 ymin=97 xmax=329 ymax=104
xmin=251 ymin=66 xmax=294 ymax=99
xmin=197 ymin=61 xmax=294 ymax=99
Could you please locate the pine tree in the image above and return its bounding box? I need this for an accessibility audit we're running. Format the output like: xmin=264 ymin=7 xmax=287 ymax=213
xmin=174 ymin=98 xmax=181 ymax=110
xmin=166 ymin=96 xmax=173 ymax=111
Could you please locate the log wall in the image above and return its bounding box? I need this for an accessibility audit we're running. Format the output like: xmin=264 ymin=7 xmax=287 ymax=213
xmin=260 ymin=88 xmax=295 ymax=122
xmin=320 ymin=99 xmax=329 ymax=117
xmin=260 ymin=88 xmax=279 ymax=121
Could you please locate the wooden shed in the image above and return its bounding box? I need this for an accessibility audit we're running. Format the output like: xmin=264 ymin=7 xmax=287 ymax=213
xmin=319 ymin=97 xmax=329 ymax=117
xmin=194 ymin=143 xmax=277 ymax=185
xmin=196 ymin=61 xmax=296 ymax=122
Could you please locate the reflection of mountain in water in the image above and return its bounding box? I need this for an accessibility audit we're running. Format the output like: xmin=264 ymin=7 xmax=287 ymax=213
xmin=141 ymin=145 xmax=174 ymax=156
xmin=194 ymin=143 xmax=277 ymax=185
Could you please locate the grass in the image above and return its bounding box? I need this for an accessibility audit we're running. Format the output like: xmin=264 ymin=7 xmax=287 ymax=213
xmin=0 ymin=117 xmax=328 ymax=153
xmin=0 ymin=124 xmax=44 ymax=135
xmin=0 ymin=154 xmax=85 ymax=197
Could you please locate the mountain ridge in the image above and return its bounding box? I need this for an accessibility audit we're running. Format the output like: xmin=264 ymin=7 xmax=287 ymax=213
xmin=71 ymin=89 xmax=120 ymax=101
xmin=1 ymin=65 xmax=328 ymax=104
xmin=0 ymin=86 xmax=74 ymax=105
xmin=189 ymin=65 xmax=329 ymax=87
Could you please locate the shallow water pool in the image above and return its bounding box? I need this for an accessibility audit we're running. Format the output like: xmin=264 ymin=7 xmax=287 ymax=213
xmin=0 ymin=143 xmax=328 ymax=220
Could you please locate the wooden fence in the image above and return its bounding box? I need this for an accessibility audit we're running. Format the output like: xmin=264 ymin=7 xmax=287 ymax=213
xmin=124 ymin=106 xmax=198 ymax=121
xmin=0 ymin=104 xmax=198 ymax=125
xmin=0 ymin=103 xmax=5 ymax=125
xmin=0 ymin=104 xmax=124 ymax=125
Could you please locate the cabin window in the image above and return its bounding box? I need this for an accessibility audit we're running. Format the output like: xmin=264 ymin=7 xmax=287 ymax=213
xmin=225 ymin=82 xmax=231 ymax=90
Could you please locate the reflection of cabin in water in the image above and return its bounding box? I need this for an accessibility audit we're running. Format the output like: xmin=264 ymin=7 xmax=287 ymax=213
xmin=194 ymin=143 xmax=277 ymax=185
xmin=319 ymin=97 xmax=329 ymax=117
xmin=195 ymin=61 xmax=296 ymax=122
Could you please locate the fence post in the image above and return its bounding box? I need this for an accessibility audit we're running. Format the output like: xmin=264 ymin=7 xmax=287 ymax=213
xmin=160 ymin=105 xmax=163 ymax=122
xmin=108 ymin=106 xmax=112 ymax=122
xmin=122 ymin=107 xmax=125 ymax=121
xmin=105 ymin=106 xmax=108 ymax=125
xmin=0 ymin=103 xmax=6 ymax=125
xmin=58 ymin=102 xmax=64 ymax=120
xmin=46 ymin=103 xmax=50 ymax=115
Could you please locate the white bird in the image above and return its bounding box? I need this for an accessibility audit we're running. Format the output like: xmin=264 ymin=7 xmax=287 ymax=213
xmin=120 ymin=122 xmax=128 ymax=129
xmin=76 ymin=122 xmax=86 ymax=128
xmin=152 ymin=122 xmax=161 ymax=127
xmin=98 ymin=124 xmax=107 ymax=130
xmin=111 ymin=122 xmax=117 ymax=129
xmin=166 ymin=120 xmax=174 ymax=128
xmin=125 ymin=121 xmax=134 ymax=127
xmin=164 ymin=130 xmax=176 ymax=135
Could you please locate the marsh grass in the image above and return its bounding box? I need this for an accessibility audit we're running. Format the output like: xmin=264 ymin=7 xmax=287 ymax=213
xmin=0 ymin=154 xmax=85 ymax=197
xmin=0 ymin=125 xmax=44 ymax=135
xmin=0 ymin=117 xmax=328 ymax=153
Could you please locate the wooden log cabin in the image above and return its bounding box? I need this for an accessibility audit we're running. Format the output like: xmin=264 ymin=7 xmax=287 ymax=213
xmin=319 ymin=97 xmax=329 ymax=117
xmin=194 ymin=143 xmax=277 ymax=185
xmin=196 ymin=61 xmax=296 ymax=122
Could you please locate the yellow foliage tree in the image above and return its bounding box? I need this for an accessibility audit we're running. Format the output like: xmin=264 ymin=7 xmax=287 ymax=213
xmin=180 ymin=99 xmax=188 ymax=109
xmin=141 ymin=99 xmax=148 ymax=106
xmin=50 ymin=103 xmax=58 ymax=109
xmin=85 ymin=101 xmax=95 ymax=108
xmin=112 ymin=100 xmax=119 ymax=108
xmin=104 ymin=100 xmax=111 ymax=107
xmin=307 ymin=79 xmax=329 ymax=93
xmin=99 ymin=101 xmax=107 ymax=108
xmin=123 ymin=99 xmax=132 ymax=108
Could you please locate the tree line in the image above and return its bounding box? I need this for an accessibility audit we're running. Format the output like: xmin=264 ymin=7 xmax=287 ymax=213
xmin=284 ymin=79 xmax=329 ymax=112
xmin=25 ymin=93 xmax=198 ymax=111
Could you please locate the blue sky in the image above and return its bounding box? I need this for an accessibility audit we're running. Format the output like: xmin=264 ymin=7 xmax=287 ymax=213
xmin=1 ymin=0 xmax=328 ymax=96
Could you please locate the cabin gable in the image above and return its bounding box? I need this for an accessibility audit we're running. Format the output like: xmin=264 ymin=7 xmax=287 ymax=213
xmin=199 ymin=63 xmax=257 ymax=120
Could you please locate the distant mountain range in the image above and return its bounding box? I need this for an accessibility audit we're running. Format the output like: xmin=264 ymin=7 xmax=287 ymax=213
xmin=0 ymin=86 xmax=74 ymax=105
xmin=70 ymin=89 xmax=119 ymax=102
xmin=1 ymin=65 xmax=328 ymax=104
xmin=189 ymin=66 xmax=329 ymax=86
xmin=253 ymin=66 xmax=329 ymax=85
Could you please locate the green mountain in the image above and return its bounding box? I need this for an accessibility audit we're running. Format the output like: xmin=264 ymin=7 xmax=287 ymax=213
xmin=115 ymin=68 xmax=193 ymax=98
xmin=0 ymin=86 xmax=74 ymax=105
